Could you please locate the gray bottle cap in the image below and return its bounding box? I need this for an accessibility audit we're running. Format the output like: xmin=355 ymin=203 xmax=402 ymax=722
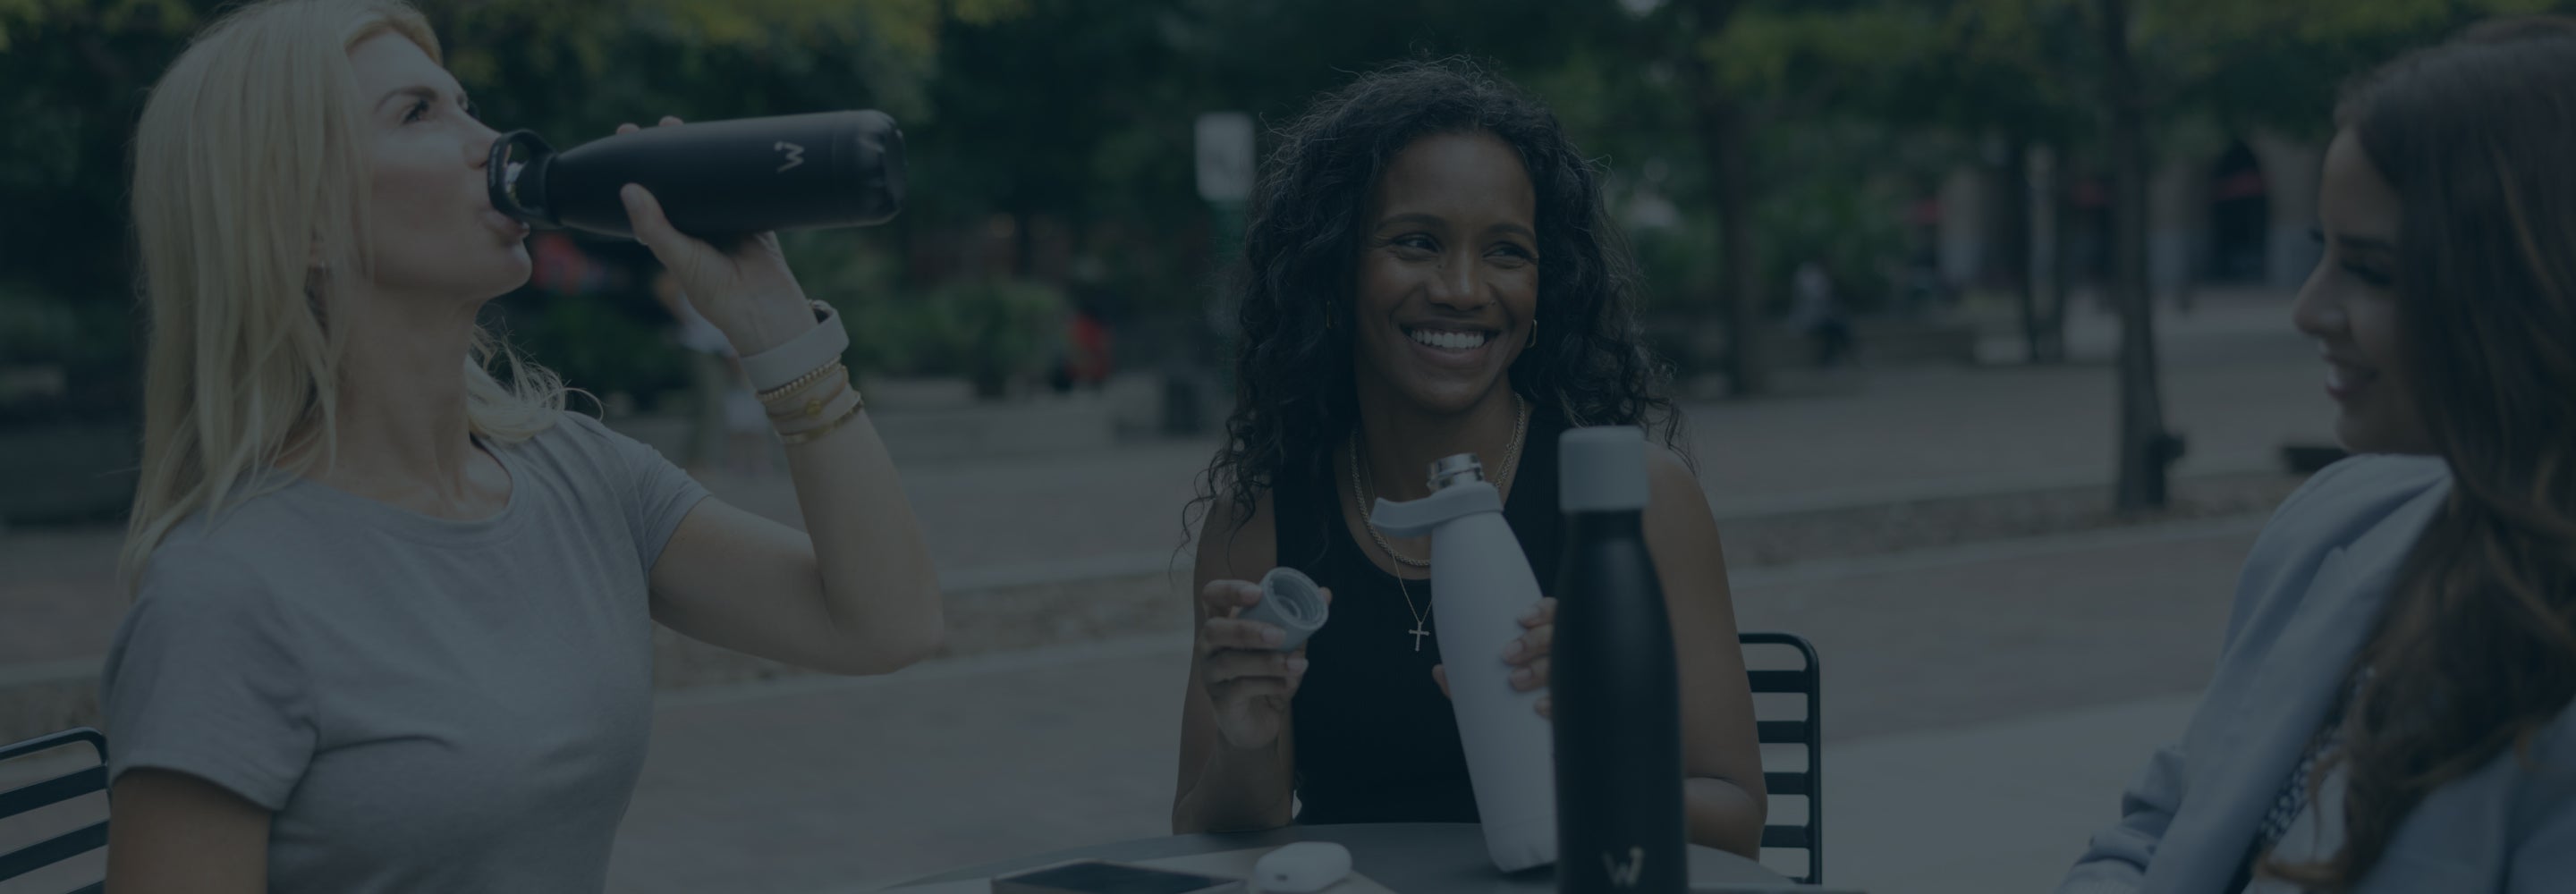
xmin=1243 ymin=566 xmax=1329 ymax=652
xmin=1559 ymin=426 xmax=1649 ymax=511
xmin=1427 ymin=452 xmax=1486 ymax=493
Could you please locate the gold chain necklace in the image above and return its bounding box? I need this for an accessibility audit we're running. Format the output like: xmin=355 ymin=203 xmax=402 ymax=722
xmin=1346 ymin=394 xmax=1529 ymax=652
xmin=1351 ymin=392 xmax=1528 ymax=569
xmin=1350 ymin=396 xmax=1524 ymax=652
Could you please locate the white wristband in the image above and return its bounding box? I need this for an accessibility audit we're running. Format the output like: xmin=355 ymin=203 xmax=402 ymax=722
xmin=738 ymin=300 xmax=850 ymax=392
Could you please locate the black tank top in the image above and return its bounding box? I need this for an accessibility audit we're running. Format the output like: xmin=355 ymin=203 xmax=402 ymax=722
xmin=1276 ymin=407 xmax=1567 ymax=825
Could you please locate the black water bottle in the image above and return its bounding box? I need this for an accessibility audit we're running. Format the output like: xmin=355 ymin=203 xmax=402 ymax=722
xmin=487 ymin=109 xmax=905 ymax=240
xmin=1552 ymin=425 xmax=1687 ymax=894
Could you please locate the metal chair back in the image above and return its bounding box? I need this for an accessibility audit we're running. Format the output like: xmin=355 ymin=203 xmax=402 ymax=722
xmin=1741 ymin=632 xmax=1822 ymax=885
xmin=0 ymin=727 xmax=109 ymax=894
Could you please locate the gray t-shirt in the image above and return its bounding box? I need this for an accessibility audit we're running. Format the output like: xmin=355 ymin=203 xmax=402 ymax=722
xmin=99 ymin=410 xmax=710 ymax=892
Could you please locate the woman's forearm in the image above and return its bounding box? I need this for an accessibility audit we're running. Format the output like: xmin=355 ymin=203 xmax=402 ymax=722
xmin=106 ymin=771 xmax=271 ymax=894
xmin=1685 ymin=776 xmax=1767 ymax=859
xmin=781 ymin=407 xmax=944 ymax=666
xmin=1173 ymin=738 xmax=1296 ymax=834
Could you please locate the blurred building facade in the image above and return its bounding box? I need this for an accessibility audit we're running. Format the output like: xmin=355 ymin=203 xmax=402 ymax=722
xmin=1928 ymin=131 xmax=2325 ymax=302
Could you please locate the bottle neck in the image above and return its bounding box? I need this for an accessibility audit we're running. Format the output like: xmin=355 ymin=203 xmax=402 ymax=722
xmin=1428 ymin=453 xmax=1486 ymax=493
xmin=1563 ymin=509 xmax=1645 ymax=536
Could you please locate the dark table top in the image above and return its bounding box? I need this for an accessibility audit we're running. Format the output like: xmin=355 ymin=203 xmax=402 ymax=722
xmin=892 ymin=822 xmax=1802 ymax=894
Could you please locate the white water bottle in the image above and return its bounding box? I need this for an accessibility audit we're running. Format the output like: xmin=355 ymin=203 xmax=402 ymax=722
xmin=1370 ymin=452 xmax=1557 ymax=873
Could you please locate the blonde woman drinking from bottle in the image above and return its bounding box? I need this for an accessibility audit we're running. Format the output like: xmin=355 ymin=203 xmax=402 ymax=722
xmin=98 ymin=1 xmax=942 ymax=890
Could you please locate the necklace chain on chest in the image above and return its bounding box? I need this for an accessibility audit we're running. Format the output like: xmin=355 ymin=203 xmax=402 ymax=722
xmin=1346 ymin=394 xmax=1529 ymax=652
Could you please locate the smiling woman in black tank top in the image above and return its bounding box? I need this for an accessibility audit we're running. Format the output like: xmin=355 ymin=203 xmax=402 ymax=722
xmin=1168 ymin=58 xmax=1768 ymax=856
xmin=1273 ymin=401 xmax=1567 ymax=824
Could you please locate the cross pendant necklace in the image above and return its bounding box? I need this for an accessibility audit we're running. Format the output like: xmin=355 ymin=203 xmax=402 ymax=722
xmin=1354 ymin=437 xmax=1437 ymax=652
xmin=1394 ymin=576 xmax=1430 ymax=653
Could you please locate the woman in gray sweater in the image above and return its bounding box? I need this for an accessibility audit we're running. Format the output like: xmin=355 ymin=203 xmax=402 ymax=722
xmin=2056 ymin=15 xmax=2576 ymax=894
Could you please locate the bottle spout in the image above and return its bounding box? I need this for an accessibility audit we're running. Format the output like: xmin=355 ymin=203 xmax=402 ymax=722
xmin=1426 ymin=452 xmax=1486 ymax=493
xmin=486 ymin=129 xmax=557 ymax=227
xmin=1368 ymin=483 xmax=1503 ymax=537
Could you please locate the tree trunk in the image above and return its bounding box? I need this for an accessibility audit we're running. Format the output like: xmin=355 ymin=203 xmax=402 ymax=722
xmin=2004 ymin=138 xmax=2038 ymax=364
xmin=1713 ymin=98 xmax=1763 ymax=397
xmin=2098 ymin=0 xmax=2175 ymax=510
xmin=2047 ymin=142 xmax=2075 ymax=363
xmin=1680 ymin=0 xmax=1765 ymax=397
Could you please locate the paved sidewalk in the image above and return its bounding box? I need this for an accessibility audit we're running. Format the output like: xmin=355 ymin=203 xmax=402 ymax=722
xmin=0 ymin=292 xmax=2312 ymax=891
xmin=1824 ymin=694 xmax=2199 ymax=894
xmin=0 ymin=292 xmax=2331 ymax=674
xmin=605 ymin=514 xmax=2259 ymax=893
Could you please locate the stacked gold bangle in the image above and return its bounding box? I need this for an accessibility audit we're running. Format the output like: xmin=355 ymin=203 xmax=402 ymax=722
xmin=756 ymin=358 xmax=845 ymax=405
xmin=761 ymin=360 xmax=867 ymax=445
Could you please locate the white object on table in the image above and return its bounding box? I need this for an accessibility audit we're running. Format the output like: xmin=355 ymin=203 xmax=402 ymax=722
xmin=1251 ymin=842 xmax=1352 ymax=894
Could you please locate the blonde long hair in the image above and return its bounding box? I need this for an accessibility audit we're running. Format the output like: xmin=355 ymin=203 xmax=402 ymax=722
xmin=120 ymin=0 xmax=571 ymax=593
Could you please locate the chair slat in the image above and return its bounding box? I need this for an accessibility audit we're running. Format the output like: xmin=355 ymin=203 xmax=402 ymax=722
xmin=0 ymin=821 xmax=109 ymax=883
xmin=1762 ymin=772 xmax=1810 ymax=797
xmin=0 ymin=766 xmax=106 ymax=818
xmin=1746 ymin=670 xmax=1808 ymax=693
xmin=1759 ymin=825 xmax=1811 ymax=849
xmin=1756 ymin=720 xmax=1809 ymax=744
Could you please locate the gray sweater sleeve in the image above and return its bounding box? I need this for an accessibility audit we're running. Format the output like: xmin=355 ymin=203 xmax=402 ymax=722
xmin=2051 ymin=458 xmax=2385 ymax=894
xmin=2056 ymin=741 xmax=2190 ymax=893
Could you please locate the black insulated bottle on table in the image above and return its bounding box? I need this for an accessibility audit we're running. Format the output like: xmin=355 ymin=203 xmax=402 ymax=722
xmin=1552 ymin=425 xmax=1687 ymax=894
xmin=487 ymin=109 xmax=905 ymax=240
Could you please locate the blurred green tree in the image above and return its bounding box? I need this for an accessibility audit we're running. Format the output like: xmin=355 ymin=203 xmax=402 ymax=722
xmin=1927 ymin=0 xmax=2569 ymax=510
xmin=1575 ymin=0 xmax=1955 ymax=398
xmin=901 ymin=0 xmax=1631 ymax=367
xmin=9 ymin=0 xmax=2569 ymax=434
xmin=0 ymin=0 xmax=1016 ymax=419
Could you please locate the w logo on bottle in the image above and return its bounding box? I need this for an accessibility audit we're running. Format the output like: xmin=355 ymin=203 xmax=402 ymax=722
xmin=1601 ymin=847 xmax=1647 ymax=888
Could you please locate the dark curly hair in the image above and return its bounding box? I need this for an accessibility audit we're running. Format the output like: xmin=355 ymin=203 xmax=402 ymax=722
xmin=1183 ymin=56 xmax=1686 ymax=551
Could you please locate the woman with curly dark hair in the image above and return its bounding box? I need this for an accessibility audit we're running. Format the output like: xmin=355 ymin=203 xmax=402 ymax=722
xmin=1168 ymin=58 xmax=1767 ymax=856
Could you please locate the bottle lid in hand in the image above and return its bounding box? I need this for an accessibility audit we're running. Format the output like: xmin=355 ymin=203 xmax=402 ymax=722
xmin=1244 ymin=567 xmax=1328 ymax=652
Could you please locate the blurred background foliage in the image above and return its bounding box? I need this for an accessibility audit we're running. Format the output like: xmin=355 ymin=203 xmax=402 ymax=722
xmin=4 ymin=0 xmax=2571 ymax=430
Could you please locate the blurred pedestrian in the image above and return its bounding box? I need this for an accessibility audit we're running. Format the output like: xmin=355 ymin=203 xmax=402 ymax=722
xmin=1789 ymin=259 xmax=1853 ymax=367
xmin=1068 ymin=306 xmax=1113 ymax=390
xmin=655 ymin=269 xmax=773 ymax=477
xmin=655 ymin=267 xmax=729 ymax=468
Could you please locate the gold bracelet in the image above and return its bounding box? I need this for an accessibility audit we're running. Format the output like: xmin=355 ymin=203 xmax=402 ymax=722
xmin=776 ymin=395 xmax=866 ymax=445
xmin=771 ymin=375 xmax=862 ymax=434
xmin=765 ymin=378 xmax=849 ymax=422
xmin=756 ymin=359 xmax=846 ymax=404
